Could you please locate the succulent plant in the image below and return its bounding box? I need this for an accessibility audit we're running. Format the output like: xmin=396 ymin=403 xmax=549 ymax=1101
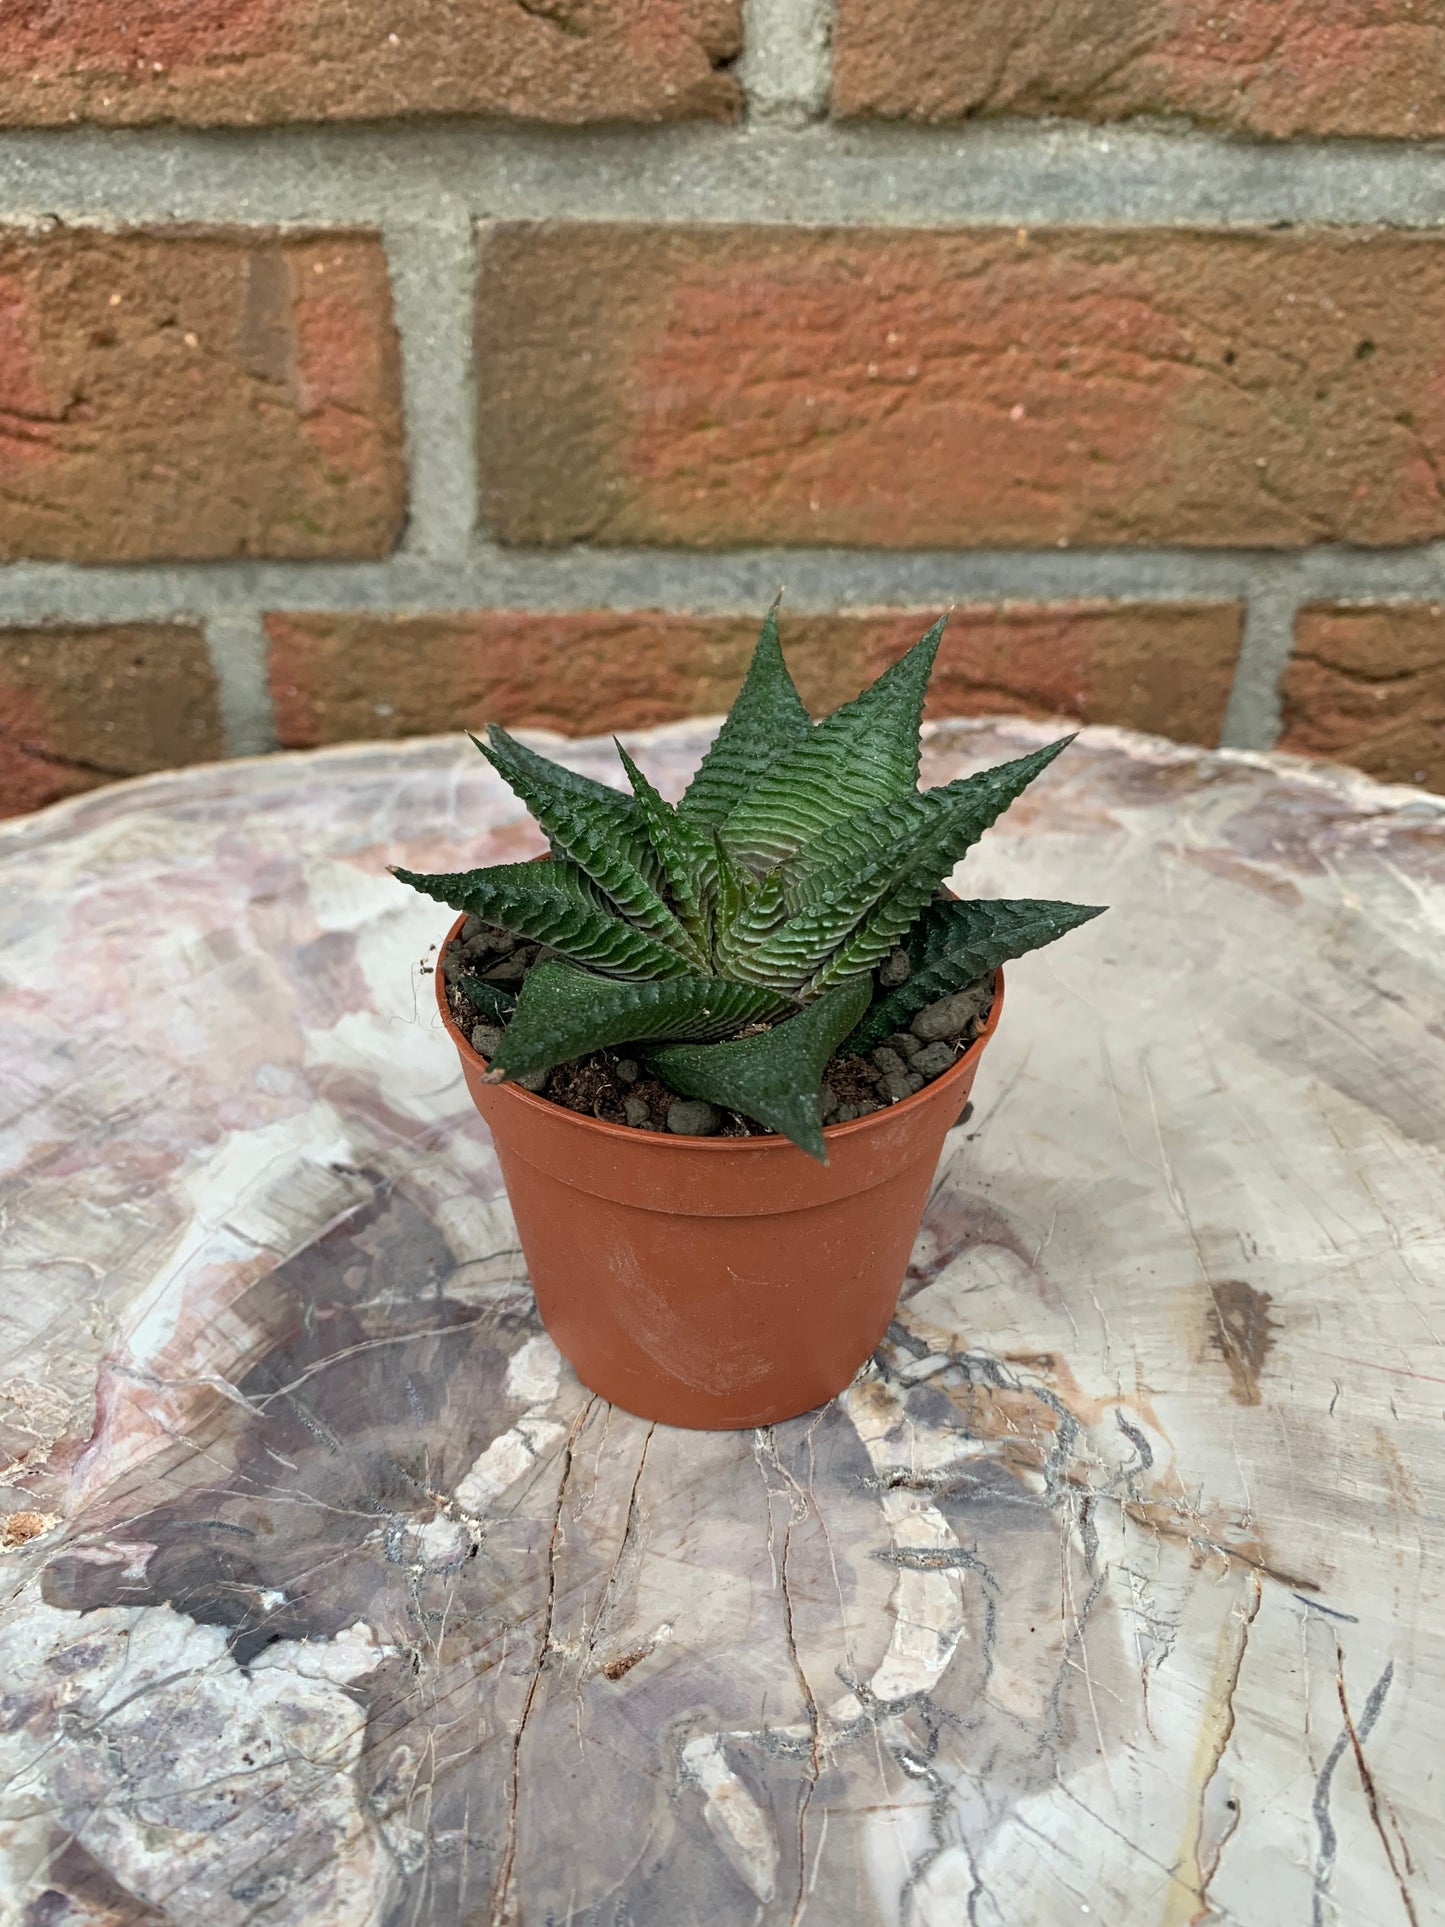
xmin=395 ymin=607 xmax=1102 ymax=1159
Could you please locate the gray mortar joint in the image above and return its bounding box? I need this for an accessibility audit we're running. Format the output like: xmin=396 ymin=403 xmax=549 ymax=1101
xmin=5 ymin=35 xmax=1445 ymax=751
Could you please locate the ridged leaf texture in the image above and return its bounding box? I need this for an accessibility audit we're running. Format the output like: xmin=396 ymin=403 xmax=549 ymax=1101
xmin=475 ymin=729 xmax=701 ymax=965
xmin=850 ymin=897 xmax=1106 ymax=1052
xmin=482 ymin=726 xmax=652 ymax=855
xmin=394 ymin=609 xmax=1103 ymax=1143
xmin=713 ymin=868 xmax=790 ymax=986
xmin=393 ymin=859 xmax=692 ymax=980
xmin=736 ymin=739 xmax=1073 ymax=992
xmin=490 ymin=961 xmax=795 ymax=1081
xmin=613 ymin=740 xmax=716 ymax=958
xmin=678 ymin=600 xmax=812 ymax=830
xmin=809 ymin=739 xmax=1075 ymax=989
xmin=782 ymin=738 xmax=1068 ymax=909
xmin=644 ymin=976 xmax=873 ymax=1162
xmin=719 ymin=617 xmax=946 ymax=871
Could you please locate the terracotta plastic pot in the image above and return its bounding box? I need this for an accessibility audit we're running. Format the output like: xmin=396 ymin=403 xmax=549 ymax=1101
xmin=436 ymin=916 xmax=1004 ymax=1429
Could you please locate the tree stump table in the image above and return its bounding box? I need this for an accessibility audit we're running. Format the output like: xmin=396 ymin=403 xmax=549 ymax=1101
xmin=1 ymin=719 xmax=1441 ymax=1927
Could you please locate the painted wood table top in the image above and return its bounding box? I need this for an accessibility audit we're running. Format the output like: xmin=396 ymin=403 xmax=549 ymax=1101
xmin=1 ymin=719 xmax=1442 ymax=1927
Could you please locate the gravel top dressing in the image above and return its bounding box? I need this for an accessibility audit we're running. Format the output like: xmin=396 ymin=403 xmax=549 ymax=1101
xmin=442 ymin=915 xmax=992 ymax=1138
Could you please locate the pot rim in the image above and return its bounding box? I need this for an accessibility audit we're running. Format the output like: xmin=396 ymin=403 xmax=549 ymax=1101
xmin=434 ymin=911 xmax=1003 ymax=1156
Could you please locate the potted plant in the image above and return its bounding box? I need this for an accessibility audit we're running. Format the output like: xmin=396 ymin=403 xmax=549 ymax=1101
xmin=394 ymin=609 xmax=1101 ymax=1428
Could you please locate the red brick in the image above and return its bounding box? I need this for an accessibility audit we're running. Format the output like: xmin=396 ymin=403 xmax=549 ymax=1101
xmin=832 ymin=0 xmax=1445 ymax=140
xmin=266 ymin=602 xmax=1241 ymax=753
xmin=0 ymin=2 xmax=741 ymax=128
xmin=0 ymin=228 xmax=405 ymax=562
xmin=865 ymin=602 xmax=1242 ymax=744
xmin=477 ymin=225 xmax=1445 ymax=552
xmin=1280 ymin=605 xmax=1445 ymax=792
xmin=0 ymin=624 xmax=223 ymax=817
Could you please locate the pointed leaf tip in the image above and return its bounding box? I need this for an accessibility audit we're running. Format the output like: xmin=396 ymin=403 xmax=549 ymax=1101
xmin=718 ymin=614 xmax=949 ymax=871
xmin=645 ymin=974 xmax=870 ymax=1161
xmin=803 ymin=736 xmax=1083 ymax=990
xmin=677 ymin=602 xmax=812 ymax=829
xmin=490 ymin=961 xmax=794 ymax=1081
xmin=611 ymin=736 xmax=718 ymax=955
xmin=392 ymin=859 xmax=693 ymax=980
xmin=474 ymin=730 xmax=701 ymax=962
xmin=850 ymin=895 xmax=1106 ymax=1050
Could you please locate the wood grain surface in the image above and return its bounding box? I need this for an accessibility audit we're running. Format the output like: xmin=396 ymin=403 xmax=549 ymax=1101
xmin=1 ymin=719 xmax=1441 ymax=1927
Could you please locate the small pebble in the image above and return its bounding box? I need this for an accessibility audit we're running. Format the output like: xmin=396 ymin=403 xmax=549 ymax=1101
xmin=470 ymin=1023 xmax=504 ymax=1058
xmin=615 ymin=1058 xmax=640 ymax=1084
xmin=515 ymin=1069 xmax=549 ymax=1094
xmin=871 ymin=1045 xmax=908 ymax=1078
xmin=910 ymin=1041 xmax=955 ymax=1080
xmin=667 ymin=1098 xmax=721 ymax=1137
xmin=885 ymin=1031 xmax=922 ymax=1060
xmin=878 ymin=949 xmax=911 ymax=988
xmin=854 ymin=1098 xmax=881 ymax=1117
xmin=624 ymin=1095 xmax=652 ymax=1129
xmin=834 ymin=1104 xmax=858 ymax=1124
xmin=484 ymin=954 xmax=529 ymax=983
xmin=881 ymin=1070 xmax=925 ymax=1104
xmin=460 ymin=914 xmax=484 ymax=944
xmin=463 ymin=926 xmax=516 ymax=961
xmin=911 ymin=983 xmax=990 ymax=1043
xmin=440 ymin=952 xmax=464 ymax=984
xmin=820 ymin=1084 xmax=840 ymax=1119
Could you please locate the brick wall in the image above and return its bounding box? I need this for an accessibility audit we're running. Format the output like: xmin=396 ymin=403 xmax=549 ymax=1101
xmin=1 ymin=0 xmax=1442 ymax=814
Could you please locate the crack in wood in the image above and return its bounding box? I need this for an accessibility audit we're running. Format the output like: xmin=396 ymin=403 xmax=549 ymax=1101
xmin=487 ymin=1395 xmax=594 ymax=1927
xmin=1312 ymin=1653 xmax=1397 ymax=1927
xmin=1336 ymin=1656 xmax=1417 ymax=1927
xmin=1163 ymin=1568 xmax=1262 ymax=1927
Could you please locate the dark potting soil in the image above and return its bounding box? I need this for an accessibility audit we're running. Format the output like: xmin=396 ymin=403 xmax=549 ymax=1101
xmin=439 ymin=921 xmax=991 ymax=1139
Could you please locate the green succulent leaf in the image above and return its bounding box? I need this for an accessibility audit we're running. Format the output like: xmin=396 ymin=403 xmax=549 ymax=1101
xmin=613 ymin=739 xmax=717 ymax=957
xmin=808 ymin=739 xmax=1075 ymax=989
xmin=678 ymin=599 xmax=813 ymax=830
xmin=407 ymin=608 xmax=1101 ymax=1124
xmin=394 ymin=859 xmax=693 ymax=980
xmin=456 ymin=973 xmax=518 ymax=1025
xmin=479 ymin=726 xmax=664 ymax=895
xmin=783 ymin=736 xmax=1068 ymax=909
xmin=482 ymin=725 xmax=651 ymax=849
xmin=713 ymin=865 xmax=793 ymax=986
xmin=475 ymin=730 xmax=704 ymax=966
xmin=710 ymin=831 xmax=754 ymax=937
xmin=706 ymin=832 xmax=756 ymax=942
xmin=850 ymin=897 xmax=1106 ymax=1051
xmin=738 ymin=738 xmax=1073 ymax=991
xmin=719 ymin=616 xmax=946 ymax=871
xmin=490 ymin=961 xmax=795 ymax=1082
xmin=644 ymin=975 xmax=873 ymax=1162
